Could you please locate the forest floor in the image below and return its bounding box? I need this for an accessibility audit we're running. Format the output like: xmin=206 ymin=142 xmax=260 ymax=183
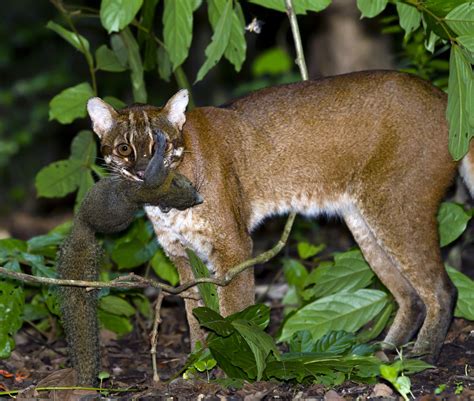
xmin=0 ymin=297 xmax=473 ymax=401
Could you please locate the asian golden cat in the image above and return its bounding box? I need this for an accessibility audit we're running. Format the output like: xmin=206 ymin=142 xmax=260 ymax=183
xmin=87 ymin=70 xmax=468 ymax=367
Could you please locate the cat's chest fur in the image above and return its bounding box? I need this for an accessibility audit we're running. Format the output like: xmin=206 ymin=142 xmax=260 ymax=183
xmin=145 ymin=205 xmax=214 ymax=264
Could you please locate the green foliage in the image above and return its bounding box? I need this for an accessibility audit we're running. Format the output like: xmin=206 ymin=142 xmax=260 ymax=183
xmin=437 ymin=202 xmax=471 ymax=246
xmin=0 ymin=274 xmax=24 ymax=358
xmin=35 ymin=131 xmax=98 ymax=208
xmin=100 ymin=0 xmax=144 ymax=33
xmin=48 ymin=82 xmax=95 ymax=124
xmin=187 ymin=249 xmax=219 ymax=312
xmin=357 ymin=0 xmax=388 ymax=18
xmin=248 ymin=0 xmax=331 ymax=14
xmin=446 ymin=266 xmax=474 ymax=320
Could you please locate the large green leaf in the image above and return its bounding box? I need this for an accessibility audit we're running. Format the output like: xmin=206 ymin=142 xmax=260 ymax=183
xmin=447 ymin=45 xmax=473 ymax=160
xmin=100 ymin=0 xmax=144 ymax=33
xmin=303 ymin=250 xmax=374 ymax=299
xmin=446 ymin=266 xmax=474 ymax=320
xmin=195 ymin=0 xmax=233 ymax=83
xmin=231 ymin=319 xmax=279 ymax=380
xmin=35 ymin=159 xmax=83 ymax=198
xmin=445 ymin=2 xmax=474 ymax=36
xmin=163 ymin=0 xmax=195 ymax=70
xmin=96 ymin=45 xmax=127 ymax=72
xmin=186 ymin=249 xmax=219 ymax=312
xmin=49 ymin=82 xmax=94 ymax=124
xmin=357 ymin=0 xmax=388 ymax=18
xmin=437 ymin=202 xmax=471 ymax=246
xmin=279 ymin=289 xmax=388 ymax=342
xmin=248 ymin=0 xmax=331 ymax=14
xmin=458 ymin=35 xmax=474 ymax=53
xmin=0 ymin=272 xmax=25 ymax=358
xmin=396 ymin=3 xmax=421 ymax=37
xmin=150 ymin=248 xmax=179 ymax=285
xmin=120 ymin=28 xmax=147 ymax=103
xmin=156 ymin=46 xmax=172 ymax=81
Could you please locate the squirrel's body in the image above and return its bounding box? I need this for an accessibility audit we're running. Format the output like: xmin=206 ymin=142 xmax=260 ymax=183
xmin=58 ymin=134 xmax=202 ymax=385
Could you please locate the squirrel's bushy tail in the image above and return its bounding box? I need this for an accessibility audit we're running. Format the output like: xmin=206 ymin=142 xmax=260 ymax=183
xmin=57 ymin=220 xmax=101 ymax=386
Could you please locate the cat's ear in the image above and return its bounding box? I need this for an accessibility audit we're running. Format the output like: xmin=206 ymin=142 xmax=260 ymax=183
xmin=163 ymin=89 xmax=189 ymax=130
xmin=87 ymin=97 xmax=118 ymax=139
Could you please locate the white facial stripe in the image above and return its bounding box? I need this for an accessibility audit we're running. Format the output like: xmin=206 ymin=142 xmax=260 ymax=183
xmin=142 ymin=110 xmax=154 ymax=156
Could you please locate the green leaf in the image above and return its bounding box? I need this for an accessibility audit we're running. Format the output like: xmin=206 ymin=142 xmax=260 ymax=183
xmin=46 ymin=21 xmax=92 ymax=63
xmin=447 ymin=45 xmax=472 ymax=160
xmin=71 ymin=130 xmax=97 ymax=166
xmin=424 ymin=0 xmax=471 ymax=18
xmin=163 ymin=0 xmax=195 ymax=70
xmin=396 ymin=3 xmax=421 ymax=37
xmin=98 ymin=309 xmax=133 ymax=335
xmin=35 ymin=159 xmax=83 ymax=198
xmin=207 ymin=331 xmax=257 ymax=379
xmin=156 ymin=46 xmax=172 ymax=81
xmin=111 ymin=238 xmax=158 ymax=269
xmin=208 ymin=0 xmax=247 ymax=72
xmin=458 ymin=35 xmax=474 ymax=53
xmin=445 ymin=2 xmax=474 ymax=36
xmin=186 ymin=249 xmax=219 ymax=312
xmin=447 ymin=266 xmax=474 ymax=320
xmin=357 ymin=0 xmax=388 ymax=18
xmin=99 ymin=295 xmax=136 ymax=317
xmin=103 ymin=96 xmax=126 ymax=109
xmin=120 ymin=28 xmax=147 ymax=103
xmin=150 ymin=248 xmax=179 ymax=285
xmin=195 ymin=0 xmax=233 ymax=83
xmin=96 ymin=45 xmax=127 ymax=72
xmin=437 ymin=202 xmax=471 ymax=246
xmin=279 ymin=289 xmax=388 ymax=342
xmin=248 ymin=0 xmax=331 ymax=14
xmin=226 ymin=304 xmax=271 ymax=330
xmin=137 ymin=0 xmax=160 ymax=45
xmin=282 ymin=259 xmax=308 ymax=289
xmin=27 ymin=232 xmax=64 ymax=255
xmin=49 ymin=82 xmax=95 ymax=124
xmin=231 ymin=319 xmax=279 ymax=380
xmin=252 ymin=47 xmax=292 ymax=77
xmin=303 ymin=250 xmax=374 ymax=299
xmin=297 ymin=242 xmax=325 ymax=259
xmin=312 ymin=330 xmax=356 ymax=355
xmin=0 ymin=275 xmax=24 ymax=358
xmin=193 ymin=307 xmax=234 ymax=336
xmin=100 ymin=0 xmax=144 ymax=33
xmin=110 ymin=34 xmax=129 ymax=67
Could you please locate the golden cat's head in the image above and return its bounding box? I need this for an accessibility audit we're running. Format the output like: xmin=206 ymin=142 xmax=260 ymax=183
xmin=86 ymin=90 xmax=188 ymax=181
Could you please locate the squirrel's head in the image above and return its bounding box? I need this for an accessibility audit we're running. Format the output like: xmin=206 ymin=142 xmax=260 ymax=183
xmin=86 ymin=90 xmax=188 ymax=181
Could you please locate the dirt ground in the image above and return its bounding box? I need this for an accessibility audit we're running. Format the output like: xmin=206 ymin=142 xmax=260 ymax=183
xmin=0 ymin=295 xmax=473 ymax=401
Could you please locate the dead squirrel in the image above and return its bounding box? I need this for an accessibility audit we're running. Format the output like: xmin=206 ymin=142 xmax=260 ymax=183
xmin=57 ymin=132 xmax=202 ymax=385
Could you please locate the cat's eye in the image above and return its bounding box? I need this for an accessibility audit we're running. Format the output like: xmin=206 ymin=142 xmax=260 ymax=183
xmin=116 ymin=143 xmax=132 ymax=157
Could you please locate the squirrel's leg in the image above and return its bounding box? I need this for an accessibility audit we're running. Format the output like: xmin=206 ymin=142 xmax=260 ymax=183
xmin=57 ymin=222 xmax=101 ymax=385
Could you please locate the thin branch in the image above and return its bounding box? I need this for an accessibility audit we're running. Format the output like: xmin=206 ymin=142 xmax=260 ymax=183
xmin=150 ymin=291 xmax=165 ymax=383
xmin=285 ymin=0 xmax=309 ymax=81
xmin=0 ymin=212 xmax=295 ymax=294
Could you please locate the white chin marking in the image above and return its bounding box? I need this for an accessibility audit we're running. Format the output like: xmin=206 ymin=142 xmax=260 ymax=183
xmin=121 ymin=169 xmax=143 ymax=182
